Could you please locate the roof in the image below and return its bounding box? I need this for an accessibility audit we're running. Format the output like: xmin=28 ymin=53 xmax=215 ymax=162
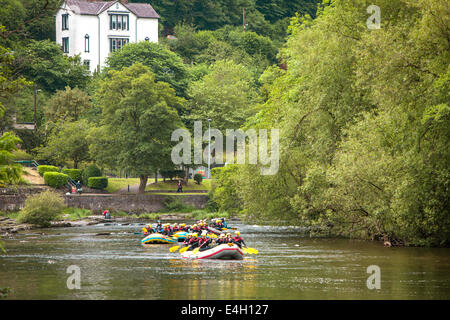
xmin=65 ymin=0 xmax=159 ymax=18
xmin=124 ymin=3 xmax=160 ymax=18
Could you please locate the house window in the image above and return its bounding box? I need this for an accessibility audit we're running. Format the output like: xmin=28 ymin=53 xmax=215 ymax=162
xmin=62 ymin=37 xmax=69 ymax=53
xmin=62 ymin=14 xmax=69 ymax=30
xmin=85 ymin=34 xmax=90 ymax=52
xmin=109 ymin=14 xmax=129 ymax=30
xmin=83 ymin=60 xmax=90 ymax=69
xmin=145 ymin=37 xmax=149 ymax=41
xmin=109 ymin=38 xmax=129 ymax=52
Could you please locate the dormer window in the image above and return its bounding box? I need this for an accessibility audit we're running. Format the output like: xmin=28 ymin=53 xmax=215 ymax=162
xmin=110 ymin=14 xmax=129 ymax=31
xmin=145 ymin=37 xmax=149 ymax=41
xmin=62 ymin=14 xmax=69 ymax=30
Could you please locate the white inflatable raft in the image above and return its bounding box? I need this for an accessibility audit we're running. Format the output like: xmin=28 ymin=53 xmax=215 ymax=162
xmin=181 ymin=243 xmax=244 ymax=260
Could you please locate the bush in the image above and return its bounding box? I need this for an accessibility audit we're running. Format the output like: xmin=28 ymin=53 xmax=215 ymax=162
xmin=37 ymin=165 xmax=59 ymax=177
xmin=88 ymin=176 xmax=108 ymax=190
xmin=82 ymin=165 xmax=101 ymax=185
xmin=194 ymin=173 xmax=203 ymax=185
xmin=11 ymin=150 xmax=33 ymax=160
xmin=62 ymin=169 xmax=83 ymax=182
xmin=44 ymin=172 xmax=68 ymax=188
xmin=160 ymin=196 xmax=194 ymax=213
xmin=17 ymin=190 xmax=66 ymax=227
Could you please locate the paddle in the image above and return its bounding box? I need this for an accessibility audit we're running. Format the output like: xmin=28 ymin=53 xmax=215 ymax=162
xmin=179 ymin=246 xmax=190 ymax=253
xmin=169 ymin=245 xmax=180 ymax=253
xmin=246 ymin=247 xmax=258 ymax=254
xmin=241 ymin=247 xmax=249 ymax=254
xmin=192 ymin=247 xmax=200 ymax=254
xmin=142 ymin=227 xmax=147 ymax=233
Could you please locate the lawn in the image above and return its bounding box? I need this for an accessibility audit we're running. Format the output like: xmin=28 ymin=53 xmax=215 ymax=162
xmin=145 ymin=179 xmax=211 ymax=192
xmin=105 ymin=178 xmax=140 ymax=193
xmin=105 ymin=178 xmax=211 ymax=193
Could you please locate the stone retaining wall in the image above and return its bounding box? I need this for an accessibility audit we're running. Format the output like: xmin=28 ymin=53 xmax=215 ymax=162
xmin=0 ymin=187 xmax=209 ymax=213
xmin=64 ymin=194 xmax=208 ymax=213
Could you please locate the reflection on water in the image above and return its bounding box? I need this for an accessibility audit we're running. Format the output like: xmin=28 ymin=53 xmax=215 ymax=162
xmin=1 ymin=221 xmax=450 ymax=299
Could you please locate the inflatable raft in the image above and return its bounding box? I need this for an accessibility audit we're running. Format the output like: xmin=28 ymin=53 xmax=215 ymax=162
xmin=181 ymin=243 xmax=244 ymax=260
xmin=141 ymin=233 xmax=177 ymax=245
xmin=172 ymin=231 xmax=189 ymax=241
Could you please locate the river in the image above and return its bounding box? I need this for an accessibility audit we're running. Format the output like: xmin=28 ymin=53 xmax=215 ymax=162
xmin=1 ymin=221 xmax=449 ymax=299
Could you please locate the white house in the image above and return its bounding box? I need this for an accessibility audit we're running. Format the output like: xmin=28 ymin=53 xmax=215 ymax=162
xmin=55 ymin=0 xmax=160 ymax=73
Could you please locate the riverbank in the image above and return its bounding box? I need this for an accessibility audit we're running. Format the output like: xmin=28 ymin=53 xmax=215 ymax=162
xmin=0 ymin=211 xmax=239 ymax=237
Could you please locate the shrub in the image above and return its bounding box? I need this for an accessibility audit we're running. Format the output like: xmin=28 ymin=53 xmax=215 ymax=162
xmin=88 ymin=176 xmax=108 ymax=190
xmin=62 ymin=207 xmax=92 ymax=220
xmin=11 ymin=150 xmax=33 ymax=160
xmin=17 ymin=190 xmax=66 ymax=227
xmin=44 ymin=172 xmax=68 ymax=188
xmin=161 ymin=196 xmax=194 ymax=213
xmin=62 ymin=169 xmax=83 ymax=182
xmin=82 ymin=165 xmax=101 ymax=185
xmin=194 ymin=173 xmax=203 ymax=185
xmin=37 ymin=165 xmax=59 ymax=177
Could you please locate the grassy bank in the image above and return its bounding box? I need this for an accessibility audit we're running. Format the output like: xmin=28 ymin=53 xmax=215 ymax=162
xmin=105 ymin=178 xmax=140 ymax=193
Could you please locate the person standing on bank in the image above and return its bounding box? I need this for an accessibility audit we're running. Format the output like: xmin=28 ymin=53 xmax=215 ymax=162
xmin=177 ymin=180 xmax=183 ymax=193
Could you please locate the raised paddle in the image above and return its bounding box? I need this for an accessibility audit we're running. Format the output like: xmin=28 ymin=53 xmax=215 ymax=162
xmin=192 ymin=247 xmax=200 ymax=254
xmin=169 ymin=245 xmax=180 ymax=253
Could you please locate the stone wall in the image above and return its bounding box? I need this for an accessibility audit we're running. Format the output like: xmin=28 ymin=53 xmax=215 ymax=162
xmin=0 ymin=187 xmax=49 ymax=211
xmin=0 ymin=187 xmax=209 ymax=213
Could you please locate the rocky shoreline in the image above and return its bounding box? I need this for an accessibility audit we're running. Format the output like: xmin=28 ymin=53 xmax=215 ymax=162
xmin=0 ymin=212 xmax=232 ymax=237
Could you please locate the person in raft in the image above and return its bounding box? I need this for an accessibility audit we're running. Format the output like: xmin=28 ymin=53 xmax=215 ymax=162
xmin=216 ymin=233 xmax=227 ymax=245
xmin=232 ymin=231 xmax=246 ymax=248
xmin=183 ymin=233 xmax=193 ymax=245
xmin=172 ymin=223 xmax=181 ymax=232
xmin=155 ymin=221 xmax=163 ymax=233
xmin=186 ymin=233 xmax=200 ymax=251
xmin=214 ymin=219 xmax=224 ymax=229
xmin=102 ymin=210 xmax=111 ymax=219
xmin=198 ymin=231 xmax=214 ymax=251
xmin=144 ymin=224 xmax=155 ymax=235
xmin=162 ymin=224 xmax=173 ymax=236
xmin=225 ymin=233 xmax=233 ymax=244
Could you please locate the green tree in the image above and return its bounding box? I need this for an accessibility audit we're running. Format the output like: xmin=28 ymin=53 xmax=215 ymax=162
xmin=105 ymin=41 xmax=190 ymax=98
xmin=0 ymin=0 xmax=60 ymax=45
xmin=16 ymin=40 xmax=89 ymax=93
xmin=90 ymin=63 xmax=185 ymax=193
xmin=0 ymin=131 xmax=23 ymax=185
xmin=35 ymin=120 xmax=91 ymax=169
xmin=0 ymin=43 xmax=30 ymax=124
xmin=187 ymin=59 xmax=261 ymax=131
xmin=44 ymin=86 xmax=92 ymax=123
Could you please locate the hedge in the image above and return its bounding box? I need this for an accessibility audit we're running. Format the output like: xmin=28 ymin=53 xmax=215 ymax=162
xmin=82 ymin=165 xmax=101 ymax=185
xmin=37 ymin=165 xmax=59 ymax=177
xmin=44 ymin=172 xmax=68 ymax=188
xmin=88 ymin=176 xmax=108 ymax=190
xmin=62 ymin=169 xmax=83 ymax=182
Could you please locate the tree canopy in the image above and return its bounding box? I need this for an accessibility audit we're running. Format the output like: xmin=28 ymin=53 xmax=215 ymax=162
xmin=90 ymin=63 xmax=185 ymax=193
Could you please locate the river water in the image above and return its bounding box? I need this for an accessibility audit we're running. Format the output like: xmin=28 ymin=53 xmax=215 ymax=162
xmin=1 ymin=221 xmax=449 ymax=299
